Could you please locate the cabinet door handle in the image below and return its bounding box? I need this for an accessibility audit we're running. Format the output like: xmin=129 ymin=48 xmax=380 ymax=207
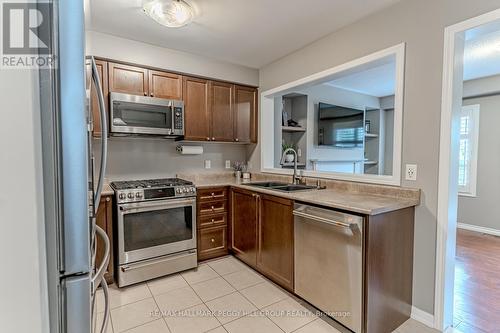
xmin=106 ymin=197 xmax=110 ymax=202
xmin=212 ymin=137 xmax=215 ymax=141
xmin=211 ymin=238 xmax=215 ymax=243
xmin=235 ymin=138 xmax=239 ymax=142
xmin=143 ymin=92 xmax=147 ymax=96
xmin=150 ymin=93 xmax=154 ymax=97
xmin=206 ymin=137 xmax=210 ymax=141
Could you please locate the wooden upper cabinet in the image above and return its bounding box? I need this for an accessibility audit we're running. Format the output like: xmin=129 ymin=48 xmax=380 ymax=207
xmin=183 ymin=76 xmax=211 ymax=141
xmin=211 ymin=82 xmax=234 ymax=141
xmin=231 ymin=188 xmax=258 ymax=267
xmin=257 ymin=194 xmax=294 ymax=291
xmin=108 ymin=62 xmax=149 ymax=96
xmin=149 ymin=70 xmax=182 ymax=99
xmin=234 ymin=85 xmax=258 ymax=143
xmin=86 ymin=59 xmax=108 ymax=137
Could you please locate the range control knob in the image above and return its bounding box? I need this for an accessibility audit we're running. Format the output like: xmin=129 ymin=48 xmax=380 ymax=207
xmin=135 ymin=192 xmax=142 ymax=198
xmin=183 ymin=188 xmax=188 ymax=193
xmin=119 ymin=193 xmax=126 ymax=200
xmin=176 ymin=188 xmax=182 ymax=194
xmin=190 ymin=187 xmax=195 ymax=193
xmin=127 ymin=193 xmax=134 ymax=199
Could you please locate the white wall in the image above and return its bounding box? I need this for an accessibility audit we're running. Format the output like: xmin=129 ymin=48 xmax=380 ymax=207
xmin=253 ymin=0 xmax=500 ymax=314
xmin=96 ymin=138 xmax=247 ymax=180
xmin=86 ymin=31 xmax=259 ymax=86
xmin=458 ymin=94 xmax=500 ymax=231
xmin=0 ymin=70 xmax=48 ymax=332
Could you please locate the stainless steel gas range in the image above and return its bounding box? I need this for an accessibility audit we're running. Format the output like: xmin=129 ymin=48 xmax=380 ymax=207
xmin=110 ymin=178 xmax=197 ymax=287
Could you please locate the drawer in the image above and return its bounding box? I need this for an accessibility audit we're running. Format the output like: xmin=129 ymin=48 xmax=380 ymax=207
xmin=198 ymin=213 xmax=227 ymax=229
xmin=198 ymin=226 xmax=227 ymax=259
xmin=198 ymin=187 xmax=227 ymax=202
xmin=198 ymin=200 xmax=227 ymax=216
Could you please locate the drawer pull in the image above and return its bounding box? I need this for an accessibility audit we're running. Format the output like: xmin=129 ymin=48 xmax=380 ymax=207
xmin=212 ymin=219 xmax=215 ymax=222
xmin=211 ymin=192 xmax=215 ymax=196
xmin=211 ymin=238 xmax=215 ymax=243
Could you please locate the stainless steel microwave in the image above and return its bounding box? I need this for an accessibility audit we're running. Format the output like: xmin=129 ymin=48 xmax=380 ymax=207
xmin=109 ymin=92 xmax=184 ymax=137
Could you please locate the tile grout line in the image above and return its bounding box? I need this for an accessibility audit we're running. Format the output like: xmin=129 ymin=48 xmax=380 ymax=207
xmin=178 ymin=267 xmax=227 ymax=331
xmin=144 ymin=282 xmax=173 ymax=333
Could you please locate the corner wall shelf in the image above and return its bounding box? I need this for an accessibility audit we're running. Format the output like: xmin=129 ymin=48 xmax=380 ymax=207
xmin=282 ymin=126 xmax=306 ymax=133
xmin=365 ymin=133 xmax=379 ymax=138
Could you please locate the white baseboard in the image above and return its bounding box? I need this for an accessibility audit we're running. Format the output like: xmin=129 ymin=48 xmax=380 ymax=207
xmin=411 ymin=306 xmax=435 ymax=328
xmin=457 ymin=223 xmax=500 ymax=237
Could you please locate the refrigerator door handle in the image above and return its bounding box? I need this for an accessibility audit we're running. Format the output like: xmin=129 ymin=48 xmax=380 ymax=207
xmin=91 ymin=56 xmax=108 ymax=210
xmin=91 ymin=225 xmax=110 ymax=293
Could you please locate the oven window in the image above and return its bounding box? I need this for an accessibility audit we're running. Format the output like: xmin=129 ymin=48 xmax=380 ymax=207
xmin=123 ymin=206 xmax=193 ymax=252
xmin=113 ymin=101 xmax=172 ymax=129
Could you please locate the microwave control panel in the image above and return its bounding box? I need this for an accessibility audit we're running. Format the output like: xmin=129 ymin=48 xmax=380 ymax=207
xmin=174 ymin=107 xmax=183 ymax=130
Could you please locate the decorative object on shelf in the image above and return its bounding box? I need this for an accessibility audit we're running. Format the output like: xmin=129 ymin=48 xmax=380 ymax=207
xmin=176 ymin=145 xmax=203 ymax=155
xmin=143 ymin=0 xmax=195 ymax=28
xmin=282 ymin=109 xmax=289 ymax=126
xmin=365 ymin=120 xmax=371 ymax=133
xmin=282 ymin=143 xmax=296 ymax=163
xmin=233 ymin=161 xmax=246 ymax=178
xmin=287 ymin=119 xmax=299 ymax=127
xmin=242 ymin=172 xmax=251 ymax=179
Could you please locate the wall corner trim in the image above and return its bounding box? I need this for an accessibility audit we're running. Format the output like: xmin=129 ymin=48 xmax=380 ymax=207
xmin=411 ymin=306 xmax=435 ymax=329
xmin=457 ymin=223 xmax=500 ymax=237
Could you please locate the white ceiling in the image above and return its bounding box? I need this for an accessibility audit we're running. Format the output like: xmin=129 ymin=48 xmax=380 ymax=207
xmin=464 ymin=20 xmax=500 ymax=81
xmin=87 ymin=0 xmax=401 ymax=69
xmin=325 ymin=62 xmax=396 ymax=98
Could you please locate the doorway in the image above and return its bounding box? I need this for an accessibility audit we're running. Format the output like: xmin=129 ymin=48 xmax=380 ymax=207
xmin=436 ymin=8 xmax=500 ymax=332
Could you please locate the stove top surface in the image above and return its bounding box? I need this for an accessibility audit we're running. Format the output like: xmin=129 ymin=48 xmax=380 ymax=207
xmin=111 ymin=178 xmax=193 ymax=190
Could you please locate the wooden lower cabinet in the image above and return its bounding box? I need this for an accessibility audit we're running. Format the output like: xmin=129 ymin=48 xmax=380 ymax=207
xmin=198 ymin=226 xmax=228 ymax=261
xmin=230 ymin=188 xmax=258 ymax=267
xmin=197 ymin=187 xmax=229 ymax=261
xmin=95 ymin=194 xmax=114 ymax=284
xmin=257 ymin=194 xmax=294 ymax=291
xmin=230 ymin=188 xmax=294 ymax=291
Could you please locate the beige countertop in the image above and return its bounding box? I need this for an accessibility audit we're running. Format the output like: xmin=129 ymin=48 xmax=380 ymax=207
xmin=102 ymin=183 xmax=114 ymax=196
xmin=186 ymin=175 xmax=420 ymax=216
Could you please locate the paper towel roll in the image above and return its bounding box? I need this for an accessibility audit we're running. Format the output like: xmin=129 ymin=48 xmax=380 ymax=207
xmin=176 ymin=145 xmax=204 ymax=155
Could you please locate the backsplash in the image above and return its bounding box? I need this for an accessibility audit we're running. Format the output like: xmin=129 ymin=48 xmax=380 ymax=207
xmin=96 ymin=137 xmax=247 ymax=181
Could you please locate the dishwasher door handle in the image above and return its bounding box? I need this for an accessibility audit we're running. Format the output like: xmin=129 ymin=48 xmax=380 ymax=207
xmin=293 ymin=210 xmax=359 ymax=232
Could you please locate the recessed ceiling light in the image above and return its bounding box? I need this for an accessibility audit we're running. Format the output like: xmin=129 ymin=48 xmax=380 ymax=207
xmin=143 ymin=0 xmax=194 ymax=28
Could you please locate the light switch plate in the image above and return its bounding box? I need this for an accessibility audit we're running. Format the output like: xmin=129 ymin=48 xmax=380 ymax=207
xmin=405 ymin=164 xmax=417 ymax=181
xmin=204 ymin=160 xmax=211 ymax=169
xmin=225 ymin=160 xmax=231 ymax=169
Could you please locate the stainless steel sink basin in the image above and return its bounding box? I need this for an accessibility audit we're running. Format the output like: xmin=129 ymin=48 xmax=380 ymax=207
xmin=246 ymin=181 xmax=288 ymax=188
xmin=247 ymin=182 xmax=317 ymax=192
xmin=271 ymin=184 xmax=317 ymax=192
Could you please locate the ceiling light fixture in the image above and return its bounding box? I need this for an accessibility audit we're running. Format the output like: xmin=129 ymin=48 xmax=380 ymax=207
xmin=143 ymin=0 xmax=194 ymax=28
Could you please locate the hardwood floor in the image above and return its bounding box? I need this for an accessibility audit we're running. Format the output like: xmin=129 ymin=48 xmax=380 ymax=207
xmin=454 ymin=229 xmax=500 ymax=333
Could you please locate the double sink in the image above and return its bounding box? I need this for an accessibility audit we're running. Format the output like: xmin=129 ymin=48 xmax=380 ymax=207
xmin=247 ymin=181 xmax=318 ymax=192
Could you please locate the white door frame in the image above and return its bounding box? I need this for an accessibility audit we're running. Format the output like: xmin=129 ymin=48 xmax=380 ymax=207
xmin=435 ymin=8 xmax=500 ymax=331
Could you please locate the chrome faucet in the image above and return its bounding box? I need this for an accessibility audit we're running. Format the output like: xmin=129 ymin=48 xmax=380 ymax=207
xmin=281 ymin=148 xmax=302 ymax=185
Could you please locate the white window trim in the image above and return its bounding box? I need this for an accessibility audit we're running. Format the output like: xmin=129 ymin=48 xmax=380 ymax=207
xmin=458 ymin=104 xmax=480 ymax=197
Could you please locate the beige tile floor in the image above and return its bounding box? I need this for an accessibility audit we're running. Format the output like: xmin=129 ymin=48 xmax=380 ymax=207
xmin=95 ymin=256 xmax=445 ymax=333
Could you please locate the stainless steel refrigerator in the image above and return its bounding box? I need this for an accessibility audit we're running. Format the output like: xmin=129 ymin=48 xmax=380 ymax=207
xmin=40 ymin=1 xmax=110 ymax=332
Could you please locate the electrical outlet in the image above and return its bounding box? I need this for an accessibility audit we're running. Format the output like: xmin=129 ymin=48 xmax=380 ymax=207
xmin=204 ymin=160 xmax=211 ymax=169
xmin=225 ymin=160 xmax=231 ymax=169
xmin=405 ymin=164 xmax=417 ymax=181
xmin=297 ymin=148 xmax=302 ymax=157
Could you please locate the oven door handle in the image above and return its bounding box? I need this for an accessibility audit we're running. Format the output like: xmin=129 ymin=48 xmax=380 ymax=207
xmin=119 ymin=198 xmax=196 ymax=213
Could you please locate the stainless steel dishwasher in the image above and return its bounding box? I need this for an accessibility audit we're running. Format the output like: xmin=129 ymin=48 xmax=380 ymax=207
xmin=293 ymin=203 xmax=364 ymax=333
